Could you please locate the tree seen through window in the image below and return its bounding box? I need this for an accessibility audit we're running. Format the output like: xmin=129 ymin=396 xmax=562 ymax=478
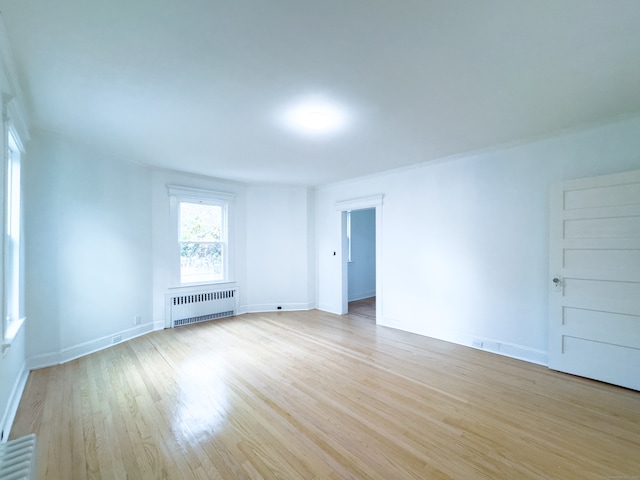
xmin=179 ymin=202 xmax=224 ymax=283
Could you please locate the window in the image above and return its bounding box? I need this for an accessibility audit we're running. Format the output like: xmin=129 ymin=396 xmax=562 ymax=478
xmin=168 ymin=185 xmax=234 ymax=286
xmin=3 ymin=126 xmax=24 ymax=350
xmin=179 ymin=201 xmax=224 ymax=283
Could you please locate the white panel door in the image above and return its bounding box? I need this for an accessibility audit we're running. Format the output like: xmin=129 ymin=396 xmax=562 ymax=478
xmin=549 ymin=169 xmax=640 ymax=391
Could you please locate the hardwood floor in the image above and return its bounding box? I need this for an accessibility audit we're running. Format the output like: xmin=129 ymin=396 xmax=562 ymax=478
xmin=11 ymin=310 xmax=640 ymax=479
xmin=348 ymin=297 xmax=375 ymax=320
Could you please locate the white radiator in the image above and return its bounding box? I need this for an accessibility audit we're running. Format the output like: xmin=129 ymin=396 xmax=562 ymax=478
xmin=170 ymin=289 xmax=236 ymax=328
xmin=0 ymin=434 xmax=36 ymax=480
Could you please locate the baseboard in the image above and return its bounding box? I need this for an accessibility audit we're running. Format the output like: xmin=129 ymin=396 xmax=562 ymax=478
xmin=237 ymin=303 xmax=314 ymax=315
xmin=317 ymin=303 xmax=342 ymax=315
xmin=377 ymin=316 xmax=548 ymax=367
xmin=27 ymin=323 xmax=154 ymax=370
xmin=348 ymin=290 xmax=376 ymax=302
xmin=153 ymin=320 xmax=166 ymax=331
xmin=467 ymin=337 xmax=548 ymax=366
xmin=26 ymin=351 xmax=60 ymax=370
xmin=0 ymin=362 xmax=28 ymax=442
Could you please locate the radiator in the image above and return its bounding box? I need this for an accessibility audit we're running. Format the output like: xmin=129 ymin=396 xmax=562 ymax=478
xmin=0 ymin=434 xmax=36 ymax=480
xmin=170 ymin=289 xmax=236 ymax=328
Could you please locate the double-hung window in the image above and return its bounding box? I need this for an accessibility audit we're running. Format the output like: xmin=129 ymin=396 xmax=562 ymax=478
xmin=168 ymin=185 xmax=234 ymax=285
xmin=2 ymin=125 xmax=24 ymax=351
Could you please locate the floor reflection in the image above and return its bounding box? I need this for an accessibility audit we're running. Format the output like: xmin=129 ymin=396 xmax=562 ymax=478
xmin=174 ymin=354 xmax=229 ymax=443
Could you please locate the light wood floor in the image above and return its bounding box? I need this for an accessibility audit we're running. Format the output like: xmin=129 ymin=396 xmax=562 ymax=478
xmin=348 ymin=297 xmax=375 ymax=321
xmin=11 ymin=310 xmax=640 ymax=479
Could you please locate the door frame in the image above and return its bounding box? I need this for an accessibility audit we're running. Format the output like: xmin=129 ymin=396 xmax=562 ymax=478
xmin=336 ymin=195 xmax=384 ymax=321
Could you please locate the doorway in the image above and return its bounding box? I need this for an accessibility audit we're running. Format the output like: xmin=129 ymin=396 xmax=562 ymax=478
xmin=346 ymin=208 xmax=376 ymax=319
xmin=337 ymin=194 xmax=383 ymax=322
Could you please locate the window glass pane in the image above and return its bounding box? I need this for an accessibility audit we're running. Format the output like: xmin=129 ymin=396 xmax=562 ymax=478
xmin=4 ymin=129 xmax=23 ymax=343
xmin=180 ymin=202 xmax=222 ymax=242
xmin=180 ymin=242 xmax=223 ymax=283
xmin=179 ymin=202 xmax=224 ymax=283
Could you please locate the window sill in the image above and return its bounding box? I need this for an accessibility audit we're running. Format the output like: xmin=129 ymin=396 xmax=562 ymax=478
xmin=2 ymin=317 xmax=26 ymax=355
xmin=168 ymin=281 xmax=237 ymax=291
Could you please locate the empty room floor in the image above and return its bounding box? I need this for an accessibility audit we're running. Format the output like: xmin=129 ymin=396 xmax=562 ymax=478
xmin=348 ymin=296 xmax=376 ymax=320
xmin=11 ymin=310 xmax=640 ymax=479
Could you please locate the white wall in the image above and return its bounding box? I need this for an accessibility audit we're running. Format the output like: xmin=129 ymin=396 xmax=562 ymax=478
xmin=348 ymin=208 xmax=376 ymax=301
xmin=316 ymin=114 xmax=640 ymax=365
xmin=244 ymin=185 xmax=314 ymax=312
xmin=24 ymin=132 xmax=154 ymax=367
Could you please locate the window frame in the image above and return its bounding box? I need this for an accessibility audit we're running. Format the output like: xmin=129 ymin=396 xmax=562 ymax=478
xmin=178 ymin=200 xmax=227 ymax=284
xmin=2 ymin=122 xmax=25 ymax=353
xmin=167 ymin=185 xmax=235 ymax=287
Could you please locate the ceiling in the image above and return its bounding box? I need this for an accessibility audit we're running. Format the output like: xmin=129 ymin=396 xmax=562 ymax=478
xmin=1 ymin=1 xmax=640 ymax=186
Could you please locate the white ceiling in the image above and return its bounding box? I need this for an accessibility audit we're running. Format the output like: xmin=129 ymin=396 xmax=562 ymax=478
xmin=1 ymin=1 xmax=640 ymax=186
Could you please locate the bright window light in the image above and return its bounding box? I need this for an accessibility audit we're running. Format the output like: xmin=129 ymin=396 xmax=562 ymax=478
xmin=3 ymin=127 xmax=25 ymax=351
xmin=279 ymin=95 xmax=351 ymax=136
xmin=179 ymin=201 xmax=225 ymax=284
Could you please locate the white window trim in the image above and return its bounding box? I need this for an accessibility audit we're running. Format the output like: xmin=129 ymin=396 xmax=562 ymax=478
xmin=346 ymin=210 xmax=352 ymax=263
xmin=2 ymin=122 xmax=26 ymax=354
xmin=167 ymin=185 xmax=236 ymax=287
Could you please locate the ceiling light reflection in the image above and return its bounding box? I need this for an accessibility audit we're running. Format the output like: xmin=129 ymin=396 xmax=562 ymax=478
xmin=174 ymin=356 xmax=229 ymax=444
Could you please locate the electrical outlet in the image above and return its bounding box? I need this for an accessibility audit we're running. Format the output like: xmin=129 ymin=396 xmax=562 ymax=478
xmin=112 ymin=335 xmax=122 ymax=344
xmin=277 ymin=306 xmax=282 ymax=310
xmin=134 ymin=314 xmax=141 ymax=325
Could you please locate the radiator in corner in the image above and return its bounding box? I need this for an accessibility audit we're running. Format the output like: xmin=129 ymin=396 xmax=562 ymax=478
xmin=0 ymin=434 xmax=36 ymax=480
xmin=170 ymin=289 xmax=236 ymax=328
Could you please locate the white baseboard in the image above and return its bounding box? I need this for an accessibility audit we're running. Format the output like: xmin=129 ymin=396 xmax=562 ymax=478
xmin=27 ymin=323 xmax=154 ymax=370
xmin=317 ymin=303 xmax=342 ymax=316
xmin=0 ymin=362 xmax=28 ymax=442
xmin=377 ymin=316 xmax=548 ymax=367
xmin=237 ymin=303 xmax=314 ymax=315
xmin=26 ymin=351 xmax=60 ymax=370
xmin=348 ymin=290 xmax=376 ymax=302
xmin=467 ymin=336 xmax=548 ymax=366
xmin=153 ymin=320 xmax=166 ymax=331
